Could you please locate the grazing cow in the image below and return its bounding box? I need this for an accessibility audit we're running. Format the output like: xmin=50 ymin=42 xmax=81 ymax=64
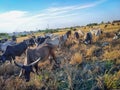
xmin=46 ymin=36 xmax=60 ymax=48
xmin=45 ymin=33 xmax=53 ymax=38
xmin=14 ymin=57 xmax=41 ymax=82
xmin=12 ymin=35 xmax=17 ymax=42
xmin=0 ymin=40 xmax=16 ymax=52
xmin=24 ymin=38 xmax=36 ymax=47
xmin=113 ymin=32 xmax=120 ymax=40
xmin=90 ymin=28 xmax=103 ymax=36
xmin=0 ymin=41 xmax=28 ymax=63
xmin=66 ymin=30 xmax=71 ymax=38
xmin=84 ymin=32 xmax=92 ymax=44
xmin=78 ymin=30 xmax=84 ymax=36
xmin=74 ymin=32 xmax=79 ymax=39
xmin=36 ymin=36 xmax=50 ymax=46
xmin=59 ymin=34 xmax=68 ymax=47
xmin=14 ymin=44 xmax=58 ymax=82
xmin=0 ymin=38 xmax=8 ymax=43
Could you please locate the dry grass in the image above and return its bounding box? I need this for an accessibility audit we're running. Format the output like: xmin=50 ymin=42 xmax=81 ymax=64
xmin=86 ymin=46 xmax=96 ymax=57
xmin=70 ymin=44 xmax=79 ymax=51
xmin=103 ymin=50 xmax=120 ymax=60
xmin=70 ymin=52 xmax=83 ymax=65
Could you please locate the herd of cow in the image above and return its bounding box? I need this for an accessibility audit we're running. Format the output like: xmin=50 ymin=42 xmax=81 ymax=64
xmin=0 ymin=29 xmax=105 ymax=82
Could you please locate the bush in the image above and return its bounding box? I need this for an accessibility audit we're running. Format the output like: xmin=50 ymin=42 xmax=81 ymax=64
xmin=104 ymin=71 xmax=120 ymax=89
xmin=20 ymin=34 xmax=27 ymax=37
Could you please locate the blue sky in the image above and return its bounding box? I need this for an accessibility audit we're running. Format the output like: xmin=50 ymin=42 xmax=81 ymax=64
xmin=0 ymin=0 xmax=120 ymax=33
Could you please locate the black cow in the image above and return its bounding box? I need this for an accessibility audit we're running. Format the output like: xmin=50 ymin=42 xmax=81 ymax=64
xmin=14 ymin=57 xmax=41 ymax=82
xmin=0 ymin=41 xmax=28 ymax=63
xmin=24 ymin=38 xmax=36 ymax=47
xmin=36 ymin=36 xmax=50 ymax=46
xmin=84 ymin=32 xmax=92 ymax=44
xmin=12 ymin=35 xmax=17 ymax=42
xmin=74 ymin=32 xmax=79 ymax=39
xmin=66 ymin=30 xmax=71 ymax=38
xmin=0 ymin=38 xmax=8 ymax=43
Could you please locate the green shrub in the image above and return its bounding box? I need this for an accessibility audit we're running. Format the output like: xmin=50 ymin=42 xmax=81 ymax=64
xmin=104 ymin=71 xmax=120 ymax=89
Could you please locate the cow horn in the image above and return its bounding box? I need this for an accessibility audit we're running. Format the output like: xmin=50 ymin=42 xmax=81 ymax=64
xmin=14 ymin=60 xmax=24 ymax=68
xmin=27 ymin=57 xmax=41 ymax=66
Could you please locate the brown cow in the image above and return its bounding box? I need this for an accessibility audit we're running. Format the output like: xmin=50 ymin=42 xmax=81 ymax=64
xmin=14 ymin=43 xmax=58 ymax=82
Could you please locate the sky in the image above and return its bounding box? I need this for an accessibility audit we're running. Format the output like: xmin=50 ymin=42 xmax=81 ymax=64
xmin=0 ymin=0 xmax=120 ymax=33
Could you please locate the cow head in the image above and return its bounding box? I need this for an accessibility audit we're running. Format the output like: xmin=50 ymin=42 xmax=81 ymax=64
xmin=14 ymin=57 xmax=41 ymax=82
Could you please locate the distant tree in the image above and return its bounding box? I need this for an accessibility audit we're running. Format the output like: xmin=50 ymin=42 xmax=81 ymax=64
xmin=20 ymin=34 xmax=27 ymax=37
xmin=101 ymin=21 xmax=104 ymax=24
xmin=107 ymin=21 xmax=111 ymax=24
xmin=112 ymin=20 xmax=120 ymax=23
xmin=0 ymin=33 xmax=9 ymax=39
xmin=70 ymin=27 xmax=74 ymax=30
xmin=87 ymin=23 xmax=98 ymax=26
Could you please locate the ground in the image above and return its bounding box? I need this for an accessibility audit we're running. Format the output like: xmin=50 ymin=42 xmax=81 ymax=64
xmin=0 ymin=22 xmax=120 ymax=90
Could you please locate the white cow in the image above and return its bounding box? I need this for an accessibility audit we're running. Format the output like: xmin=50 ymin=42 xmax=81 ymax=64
xmin=90 ymin=28 xmax=102 ymax=36
xmin=78 ymin=30 xmax=84 ymax=36
xmin=45 ymin=34 xmax=68 ymax=49
xmin=46 ymin=36 xmax=60 ymax=48
xmin=45 ymin=33 xmax=54 ymax=38
xmin=113 ymin=32 xmax=120 ymax=40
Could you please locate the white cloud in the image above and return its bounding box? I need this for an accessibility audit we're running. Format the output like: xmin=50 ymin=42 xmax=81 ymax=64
xmin=0 ymin=0 xmax=108 ymax=33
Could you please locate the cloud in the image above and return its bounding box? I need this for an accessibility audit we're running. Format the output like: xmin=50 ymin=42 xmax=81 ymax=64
xmin=0 ymin=0 xmax=107 ymax=33
xmin=45 ymin=0 xmax=107 ymax=13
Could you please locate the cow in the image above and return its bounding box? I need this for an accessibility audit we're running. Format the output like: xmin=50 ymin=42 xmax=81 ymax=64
xmin=14 ymin=44 xmax=59 ymax=82
xmin=46 ymin=36 xmax=61 ymax=49
xmin=0 ymin=40 xmax=16 ymax=52
xmin=66 ymin=30 xmax=71 ymax=38
xmin=0 ymin=38 xmax=8 ymax=43
xmin=78 ymin=30 xmax=84 ymax=36
xmin=84 ymin=32 xmax=92 ymax=44
xmin=24 ymin=38 xmax=36 ymax=47
xmin=36 ymin=36 xmax=50 ymax=46
xmin=90 ymin=28 xmax=103 ymax=36
xmin=14 ymin=57 xmax=41 ymax=82
xmin=74 ymin=32 xmax=79 ymax=40
xmin=12 ymin=35 xmax=17 ymax=42
xmin=0 ymin=41 xmax=28 ymax=63
xmin=113 ymin=32 xmax=120 ymax=40
xmin=45 ymin=33 xmax=53 ymax=38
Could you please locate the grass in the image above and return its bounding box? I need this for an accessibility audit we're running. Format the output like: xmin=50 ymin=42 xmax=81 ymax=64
xmin=0 ymin=21 xmax=120 ymax=90
xmin=104 ymin=71 xmax=120 ymax=89
xmin=103 ymin=50 xmax=120 ymax=60
xmin=70 ymin=52 xmax=83 ymax=65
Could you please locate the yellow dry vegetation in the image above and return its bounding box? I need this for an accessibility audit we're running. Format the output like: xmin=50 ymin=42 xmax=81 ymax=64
xmin=103 ymin=50 xmax=120 ymax=60
xmin=70 ymin=52 xmax=83 ymax=65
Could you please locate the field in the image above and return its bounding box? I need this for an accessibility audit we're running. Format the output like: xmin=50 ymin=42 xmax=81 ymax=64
xmin=0 ymin=22 xmax=120 ymax=90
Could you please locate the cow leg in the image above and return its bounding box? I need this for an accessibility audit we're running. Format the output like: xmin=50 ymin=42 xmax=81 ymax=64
xmin=51 ymin=50 xmax=57 ymax=64
xmin=50 ymin=50 xmax=60 ymax=69
xmin=34 ymin=64 xmax=39 ymax=75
